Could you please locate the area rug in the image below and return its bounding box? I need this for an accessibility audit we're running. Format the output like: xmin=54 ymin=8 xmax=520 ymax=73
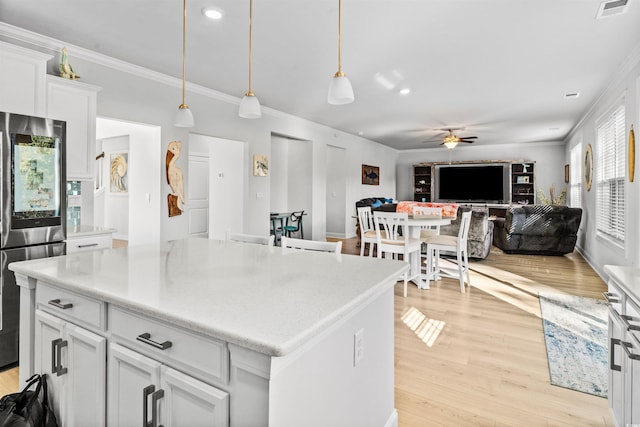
xmin=538 ymin=292 xmax=608 ymax=398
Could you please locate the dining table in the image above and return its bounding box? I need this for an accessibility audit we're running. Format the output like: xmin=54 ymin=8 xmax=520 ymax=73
xmin=404 ymin=215 xmax=452 ymax=289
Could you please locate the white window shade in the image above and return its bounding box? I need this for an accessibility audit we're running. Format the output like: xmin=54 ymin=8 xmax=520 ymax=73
xmin=570 ymin=143 xmax=582 ymax=208
xmin=596 ymin=104 xmax=625 ymax=242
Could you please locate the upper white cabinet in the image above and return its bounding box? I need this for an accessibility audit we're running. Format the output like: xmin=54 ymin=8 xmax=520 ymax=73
xmin=46 ymin=75 xmax=101 ymax=181
xmin=0 ymin=41 xmax=51 ymax=116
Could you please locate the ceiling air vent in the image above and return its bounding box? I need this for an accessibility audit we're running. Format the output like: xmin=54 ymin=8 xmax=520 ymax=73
xmin=596 ymin=0 xmax=629 ymax=19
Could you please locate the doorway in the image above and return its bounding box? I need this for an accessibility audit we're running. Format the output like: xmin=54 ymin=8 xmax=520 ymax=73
xmin=325 ymin=145 xmax=347 ymax=238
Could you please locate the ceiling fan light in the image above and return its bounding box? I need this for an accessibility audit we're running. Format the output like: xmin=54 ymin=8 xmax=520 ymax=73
xmin=174 ymin=104 xmax=194 ymax=127
xmin=444 ymin=140 xmax=459 ymax=150
xmin=328 ymin=74 xmax=354 ymax=105
xmin=239 ymin=92 xmax=262 ymax=119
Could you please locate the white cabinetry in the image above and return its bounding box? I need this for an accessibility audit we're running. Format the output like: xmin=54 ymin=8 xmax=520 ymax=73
xmin=0 ymin=41 xmax=51 ymax=116
xmin=109 ymin=344 xmax=229 ymax=427
xmin=66 ymin=233 xmax=112 ymax=253
xmin=605 ymin=269 xmax=640 ymax=427
xmin=46 ymin=75 xmax=100 ymax=180
xmin=34 ymin=310 xmax=106 ymax=427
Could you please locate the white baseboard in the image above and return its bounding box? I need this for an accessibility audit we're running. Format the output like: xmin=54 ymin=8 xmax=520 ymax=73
xmin=385 ymin=409 xmax=398 ymax=427
xmin=325 ymin=232 xmax=347 ymax=239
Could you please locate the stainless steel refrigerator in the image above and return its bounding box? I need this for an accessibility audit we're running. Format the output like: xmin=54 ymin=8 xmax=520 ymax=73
xmin=0 ymin=112 xmax=66 ymax=368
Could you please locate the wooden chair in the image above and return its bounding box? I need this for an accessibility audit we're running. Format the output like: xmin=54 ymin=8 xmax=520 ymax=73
xmin=280 ymin=236 xmax=342 ymax=253
xmin=226 ymin=229 xmax=275 ymax=246
xmin=284 ymin=211 xmax=305 ymax=238
xmin=422 ymin=211 xmax=472 ymax=293
xmin=373 ymin=211 xmax=422 ymax=297
xmin=357 ymin=206 xmax=378 ymax=257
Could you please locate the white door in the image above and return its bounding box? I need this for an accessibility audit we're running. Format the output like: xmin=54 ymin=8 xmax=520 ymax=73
xmin=325 ymin=145 xmax=346 ymax=238
xmin=188 ymin=153 xmax=209 ymax=238
xmin=64 ymin=323 xmax=106 ymax=427
xmin=108 ymin=343 xmax=161 ymax=427
xmin=209 ymin=138 xmax=244 ymax=239
xmin=160 ymin=365 xmax=229 ymax=426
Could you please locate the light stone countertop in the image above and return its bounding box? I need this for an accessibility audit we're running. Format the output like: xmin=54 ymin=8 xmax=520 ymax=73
xmin=9 ymin=238 xmax=408 ymax=357
xmin=604 ymin=264 xmax=640 ymax=304
xmin=66 ymin=225 xmax=116 ymax=238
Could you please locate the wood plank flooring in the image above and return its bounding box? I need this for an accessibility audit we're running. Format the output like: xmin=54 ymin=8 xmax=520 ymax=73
xmin=0 ymin=239 xmax=612 ymax=426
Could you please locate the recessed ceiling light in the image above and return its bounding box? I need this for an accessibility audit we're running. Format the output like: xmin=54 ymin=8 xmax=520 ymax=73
xmin=399 ymin=88 xmax=411 ymax=95
xmin=202 ymin=7 xmax=223 ymax=20
xmin=550 ymin=127 xmax=560 ymax=130
xmin=358 ymin=131 xmax=364 ymax=136
xmin=564 ymin=92 xmax=580 ymax=99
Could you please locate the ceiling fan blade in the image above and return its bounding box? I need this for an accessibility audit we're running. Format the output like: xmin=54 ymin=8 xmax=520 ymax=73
xmin=459 ymin=136 xmax=478 ymax=140
xmin=460 ymin=140 xmax=475 ymax=143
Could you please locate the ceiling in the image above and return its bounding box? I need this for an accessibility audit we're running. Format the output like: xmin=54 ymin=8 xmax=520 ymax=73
xmin=2 ymin=0 xmax=640 ymax=150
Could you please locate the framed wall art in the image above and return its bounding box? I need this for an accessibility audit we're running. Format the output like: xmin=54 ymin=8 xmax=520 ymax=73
xmin=109 ymin=152 xmax=128 ymax=194
xmin=362 ymin=164 xmax=379 ymax=185
xmin=253 ymin=154 xmax=269 ymax=176
xmin=584 ymin=144 xmax=593 ymax=191
xmin=564 ymin=164 xmax=569 ymax=183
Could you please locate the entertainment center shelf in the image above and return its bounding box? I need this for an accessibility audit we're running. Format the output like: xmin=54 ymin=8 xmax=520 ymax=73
xmin=413 ymin=160 xmax=536 ymax=205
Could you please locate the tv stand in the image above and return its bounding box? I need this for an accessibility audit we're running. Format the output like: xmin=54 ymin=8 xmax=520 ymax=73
xmin=412 ymin=160 xmax=536 ymax=207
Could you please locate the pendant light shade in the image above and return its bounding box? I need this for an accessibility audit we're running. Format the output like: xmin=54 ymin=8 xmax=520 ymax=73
xmin=239 ymin=92 xmax=261 ymax=119
xmin=175 ymin=0 xmax=194 ymax=128
xmin=239 ymin=0 xmax=261 ymax=119
xmin=443 ymin=141 xmax=459 ymax=150
xmin=328 ymin=0 xmax=354 ymax=105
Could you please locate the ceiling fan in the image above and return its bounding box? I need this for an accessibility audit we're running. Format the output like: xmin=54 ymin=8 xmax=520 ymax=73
xmin=440 ymin=129 xmax=478 ymax=149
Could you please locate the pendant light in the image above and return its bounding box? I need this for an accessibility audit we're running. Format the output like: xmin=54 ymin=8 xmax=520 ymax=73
xmin=328 ymin=0 xmax=354 ymax=105
xmin=239 ymin=0 xmax=262 ymax=118
xmin=175 ymin=0 xmax=194 ymax=127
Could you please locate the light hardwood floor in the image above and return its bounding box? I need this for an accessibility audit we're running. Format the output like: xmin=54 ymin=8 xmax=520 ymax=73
xmin=0 ymin=238 xmax=612 ymax=426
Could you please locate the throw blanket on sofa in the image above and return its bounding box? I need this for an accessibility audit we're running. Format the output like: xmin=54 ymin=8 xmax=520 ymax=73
xmin=396 ymin=201 xmax=459 ymax=218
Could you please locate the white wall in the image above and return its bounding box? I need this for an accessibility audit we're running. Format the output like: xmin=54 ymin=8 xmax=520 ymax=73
xmin=326 ymin=145 xmax=347 ymax=238
xmin=96 ymin=117 xmax=161 ymax=246
xmin=270 ymin=137 xmax=289 ymax=213
xmin=396 ymin=142 xmax=566 ymax=203
xmin=565 ymin=46 xmax=640 ymax=277
xmin=0 ymin=30 xmax=398 ymax=244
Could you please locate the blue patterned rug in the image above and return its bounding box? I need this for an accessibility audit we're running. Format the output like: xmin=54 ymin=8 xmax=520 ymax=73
xmin=538 ymin=292 xmax=608 ymax=398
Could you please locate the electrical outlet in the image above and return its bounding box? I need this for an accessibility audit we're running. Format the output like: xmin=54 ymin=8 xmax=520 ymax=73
xmin=354 ymin=328 xmax=364 ymax=366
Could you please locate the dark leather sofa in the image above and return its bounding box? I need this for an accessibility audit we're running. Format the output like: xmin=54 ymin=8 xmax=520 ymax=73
xmin=493 ymin=205 xmax=582 ymax=255
xmin=355 ymin=197 xmax=397 ymax=212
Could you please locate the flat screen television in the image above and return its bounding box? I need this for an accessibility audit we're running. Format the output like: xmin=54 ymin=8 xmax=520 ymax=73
xmin=434 ymin=164 xmax=509 ymax=204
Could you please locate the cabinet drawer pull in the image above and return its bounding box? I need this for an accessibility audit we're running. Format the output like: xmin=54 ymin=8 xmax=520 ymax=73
xmin=621 ymin=341 xmax=640 ymax=360
xmin=136 ymin=333 xmax=172 ymax=350
xmin=77 ymin=243 xmax=99 ymax=248
xmin=152 ymin=389 xmax=165 ymax=427
xmin=610 ymin=338 xmax=622 ymax=371
xmin=143 ymin=385 xmax=155 ymax=427
xmin=48 ymin=299 xmax=73 ymax=310
xmin=51 ymin=338 xmax=68 ymax=376
xmin=602 ymin=292 xmax=620 ymax=304
xmin=620 ymin=314 xmax=640 ymax=331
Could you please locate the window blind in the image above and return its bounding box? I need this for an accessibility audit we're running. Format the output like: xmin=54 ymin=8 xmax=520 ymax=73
xmin=570 ymin=143 xmax=582 ymax=208
xmin=596 ymin=104 xmax=625 ymax=242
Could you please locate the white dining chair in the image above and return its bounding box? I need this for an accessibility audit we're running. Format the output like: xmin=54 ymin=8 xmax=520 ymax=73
xmin=280 ymin=236 xmax=342 ymax=253
xmin=373 ymin=211 xmax=422 ymax=297
xmin=422 ymin=210 xmax=472 ymax=293
xmin=357 ymin=206 xmax=379 ymax=257
xmin=226 ymin=229 xmax=275 ymax=246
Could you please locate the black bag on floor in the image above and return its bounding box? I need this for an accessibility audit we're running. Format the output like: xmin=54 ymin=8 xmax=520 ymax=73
xmin=0 ymin=374 xmax=58 ymax=427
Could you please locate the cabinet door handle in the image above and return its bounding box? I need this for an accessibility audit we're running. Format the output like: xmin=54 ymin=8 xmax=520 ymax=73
xmin=136 ymin=333 xmax=172 ymax=350
xmin=620 ymin=314 xmax=640 ymax=331
xmin=143 ymin=385 xmax=155 ymax=427
xmin=48 ymin=299 xmax=73 ymax=310
xmin=602 ymin=292 xmax=620 ymax=304
xmin=52 ymin=338 xmax=68 ymax=376
xmin=77 ymin=243 xmax=99 ymax=248
xmin=152 ymin=389 xmax=165 ymax=427
xmin=610 ymin=338 xmax=622 ymax=371
xmin=621 ymin=340 xmax=640 ymax=360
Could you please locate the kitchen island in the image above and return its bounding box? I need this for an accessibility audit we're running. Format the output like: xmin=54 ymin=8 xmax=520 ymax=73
xmin=9 ymin=238 xmax=408 ymax=427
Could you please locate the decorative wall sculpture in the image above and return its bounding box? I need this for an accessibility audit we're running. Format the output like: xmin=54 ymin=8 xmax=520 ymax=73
xmin=109 ymin=153 xmax=128 ymax=193
xmin=166 ymin=141 xmax=185 ymax=217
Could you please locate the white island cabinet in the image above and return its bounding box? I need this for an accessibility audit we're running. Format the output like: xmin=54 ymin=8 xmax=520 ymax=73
xmin=10 ymin=238 xmax=408 ymax=427
xmin=603 ymin=265 xmax=640 ymax=427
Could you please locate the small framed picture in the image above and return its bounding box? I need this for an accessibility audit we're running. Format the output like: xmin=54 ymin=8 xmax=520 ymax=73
xmin=564 ymin=164 xmax=570 ymax=183
xmin=516 ymin=176 xmax=529 ymax=184
xmin=253 ymin=154 xmax=268 ymax=176
xmin=362 ymin=164 xmax=380 ymax=185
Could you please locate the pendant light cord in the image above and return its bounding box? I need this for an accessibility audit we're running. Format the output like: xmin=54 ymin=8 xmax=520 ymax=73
xmin=248 ymin=0 xmax=254 ymax=95
xmin=181 ymin=0 xmax=187 ymax=107
xmin=337 ymin=0 xmax=343 ymax=75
